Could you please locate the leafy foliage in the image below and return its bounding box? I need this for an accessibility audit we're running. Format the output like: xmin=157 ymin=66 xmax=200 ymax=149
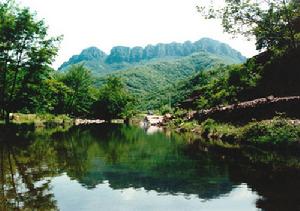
xmin=0 ymin=0 xmax=61 ymax=122
xmin=176 ymin=60 xmax=260 ymax=110
xmin=198 ymin=0 xmax=300 ymax=52
xmin=92 ymin=77 xmax=135 ymax=121
xmin=58 ymin=65 xmax=96 ymax=117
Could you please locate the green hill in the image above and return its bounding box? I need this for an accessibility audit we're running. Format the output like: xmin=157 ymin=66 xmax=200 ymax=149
xmin=96 ymin=52 xmax=243 ymax=110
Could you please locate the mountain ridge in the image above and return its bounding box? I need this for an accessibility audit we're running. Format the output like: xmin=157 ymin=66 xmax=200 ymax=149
xmin=58 ymin=38 xmax=247 ymax=74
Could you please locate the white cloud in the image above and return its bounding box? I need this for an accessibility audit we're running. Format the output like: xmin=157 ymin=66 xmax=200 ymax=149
xmin=19 ymin=0 xmax=258 ymax=69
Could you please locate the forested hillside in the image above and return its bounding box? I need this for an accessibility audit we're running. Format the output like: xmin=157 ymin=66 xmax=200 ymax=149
xmin=102 ymin=52 xmax=240 ymax=110
xmin=176 ymin=48 xmax=300 ymax=111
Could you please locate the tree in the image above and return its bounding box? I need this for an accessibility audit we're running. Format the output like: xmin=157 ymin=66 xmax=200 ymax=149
xmin=93 ymin=76 xmax=135 ymax=121
xmin=0 ymin=0 xmax=61 ymax=123
xmin=59 ymin=65 xmax=95 ymax=117
xmin=198 ymin=0 xmax=300 ymax=52
xmin=38 ymin=78 xmax=73 ymax=114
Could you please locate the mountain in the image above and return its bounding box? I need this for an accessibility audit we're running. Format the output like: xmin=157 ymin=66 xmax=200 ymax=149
xmin=58 ymin=38 xmax=246 ymax=75
xmin=59 ymin=38 xmax=247 ymax=110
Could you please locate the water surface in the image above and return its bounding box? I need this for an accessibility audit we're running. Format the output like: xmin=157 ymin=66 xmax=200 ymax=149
xmin=1 ymin=124 xmax=300 ymax=211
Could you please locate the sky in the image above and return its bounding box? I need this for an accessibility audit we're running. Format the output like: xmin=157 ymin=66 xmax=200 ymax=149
xmin=19 ymin=0 xmax=258 ymax=69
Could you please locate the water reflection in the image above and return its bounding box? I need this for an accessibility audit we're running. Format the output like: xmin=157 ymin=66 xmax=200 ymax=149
xmin=51 ymin=125 xmax=235 ymax=199
xmin=0 ymin=132 xmax=58 ymax=210
xmin=1 ymin=124 xmax=300 ymax=210
xmin=51 ymin=175 xmax=257 ymax=211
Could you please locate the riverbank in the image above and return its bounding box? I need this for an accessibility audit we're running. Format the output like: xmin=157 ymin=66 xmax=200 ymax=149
xmin=0 ymin=113 xmax=112 ymax=128
xmin=0 ymin=113 xmax=74 ymax=128
xmin=167 ymin=115 xmax=300 ymax=149
xmin=3 ymin=112 xmax=300 ymax=151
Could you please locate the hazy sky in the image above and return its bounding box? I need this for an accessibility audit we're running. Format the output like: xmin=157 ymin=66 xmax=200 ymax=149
xmin=19 ymin=0 xmax=258 ymax=69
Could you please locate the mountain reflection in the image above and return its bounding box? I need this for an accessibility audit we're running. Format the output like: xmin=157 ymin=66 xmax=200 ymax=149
xmin=52 ymin=124 xmax=235 ymax=199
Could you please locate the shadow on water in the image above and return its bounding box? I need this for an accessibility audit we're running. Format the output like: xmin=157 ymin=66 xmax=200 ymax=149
xmin=1 ymin=123 xmax=300 ymax=210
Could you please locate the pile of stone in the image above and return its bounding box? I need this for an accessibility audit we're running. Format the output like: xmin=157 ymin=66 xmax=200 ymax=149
xmin=196 ymin=96 xmax=300 ymax=123
xmin=75 ymin=119 xmax=105 ymax=125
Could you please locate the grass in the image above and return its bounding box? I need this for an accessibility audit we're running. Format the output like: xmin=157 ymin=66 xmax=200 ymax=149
xmin=170 ymin=116 xmax=300 ymax=147
xmin=7 ymin=113 xmax=73 ymax=128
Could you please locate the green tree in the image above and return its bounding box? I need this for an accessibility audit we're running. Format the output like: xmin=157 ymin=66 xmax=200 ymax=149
xmin=40 ymin=78 xmax=73 ymax=114
xmin=60 ymin=65 xmax=95 ymax=117
xmin=93 ymin=76 xmax=135 ymax=121
xmin=198 ymin=0 xmax=300 ymax=52
xmin=0 ymin=0 xmax=61 ymax=123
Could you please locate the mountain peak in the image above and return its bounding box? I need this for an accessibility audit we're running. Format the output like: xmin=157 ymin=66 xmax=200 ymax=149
xmin=80 ymin=47 xmax=107 ymax=60
xmin=58 ymin=47 xmax=107 ymax=71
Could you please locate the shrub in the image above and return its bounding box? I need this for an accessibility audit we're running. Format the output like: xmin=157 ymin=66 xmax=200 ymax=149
xmin=240 ymin=117 xmax=300 ymax=145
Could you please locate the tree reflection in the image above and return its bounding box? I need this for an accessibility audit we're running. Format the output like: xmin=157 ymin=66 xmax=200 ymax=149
xmin=0 ymin=131 xmax=59 ymax=210
xmin=226 ymin=151 xmax=300 ymax=211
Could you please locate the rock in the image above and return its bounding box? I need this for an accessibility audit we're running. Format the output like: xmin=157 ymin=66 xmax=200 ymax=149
xmin=144 ymin=115 xmax=164 ymax=126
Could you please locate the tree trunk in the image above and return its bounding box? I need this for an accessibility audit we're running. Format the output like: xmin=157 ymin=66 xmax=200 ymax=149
xmin=1 ymin=58 xmax=8 ymax=120
xmin=124 ymin=118 xmax=130 ymax=125
xmin=0 ymin=146 xmax=6 ymax=209
xmin=4 ymin=111 xmax=10 ymax=125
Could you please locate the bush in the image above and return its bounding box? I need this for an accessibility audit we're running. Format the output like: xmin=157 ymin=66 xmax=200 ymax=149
xmin=200 ymin=119 xmax=237 ymax=141
xmin=240 ymin=117 xmax=300 ymax=145
xmin=160 ymin=105 xmax=173 ymax=115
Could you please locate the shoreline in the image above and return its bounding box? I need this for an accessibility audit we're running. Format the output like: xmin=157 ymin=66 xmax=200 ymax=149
xmin=2 ymin=112 xmax=300 ymax=151
xmin=164 ymin=116 xmax=300 ymax=151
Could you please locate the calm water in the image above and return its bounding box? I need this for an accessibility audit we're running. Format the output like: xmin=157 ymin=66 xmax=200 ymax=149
xmin=0 ymin=124 xmax=300 ymax=211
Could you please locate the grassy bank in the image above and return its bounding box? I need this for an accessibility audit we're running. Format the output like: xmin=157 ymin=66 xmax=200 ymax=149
xmin=168 ymin=116 xmax=300 ymax=148
xmin=1 ymin=113 xmax=74 ymax=128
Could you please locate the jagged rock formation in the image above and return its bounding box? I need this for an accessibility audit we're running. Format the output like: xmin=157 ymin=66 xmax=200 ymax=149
xmin=58 ymin=38 xmax=246 ymax=74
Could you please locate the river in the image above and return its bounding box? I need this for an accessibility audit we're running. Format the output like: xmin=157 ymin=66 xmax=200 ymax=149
xmin=0 ymin=124 xmax=299 ymax=211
